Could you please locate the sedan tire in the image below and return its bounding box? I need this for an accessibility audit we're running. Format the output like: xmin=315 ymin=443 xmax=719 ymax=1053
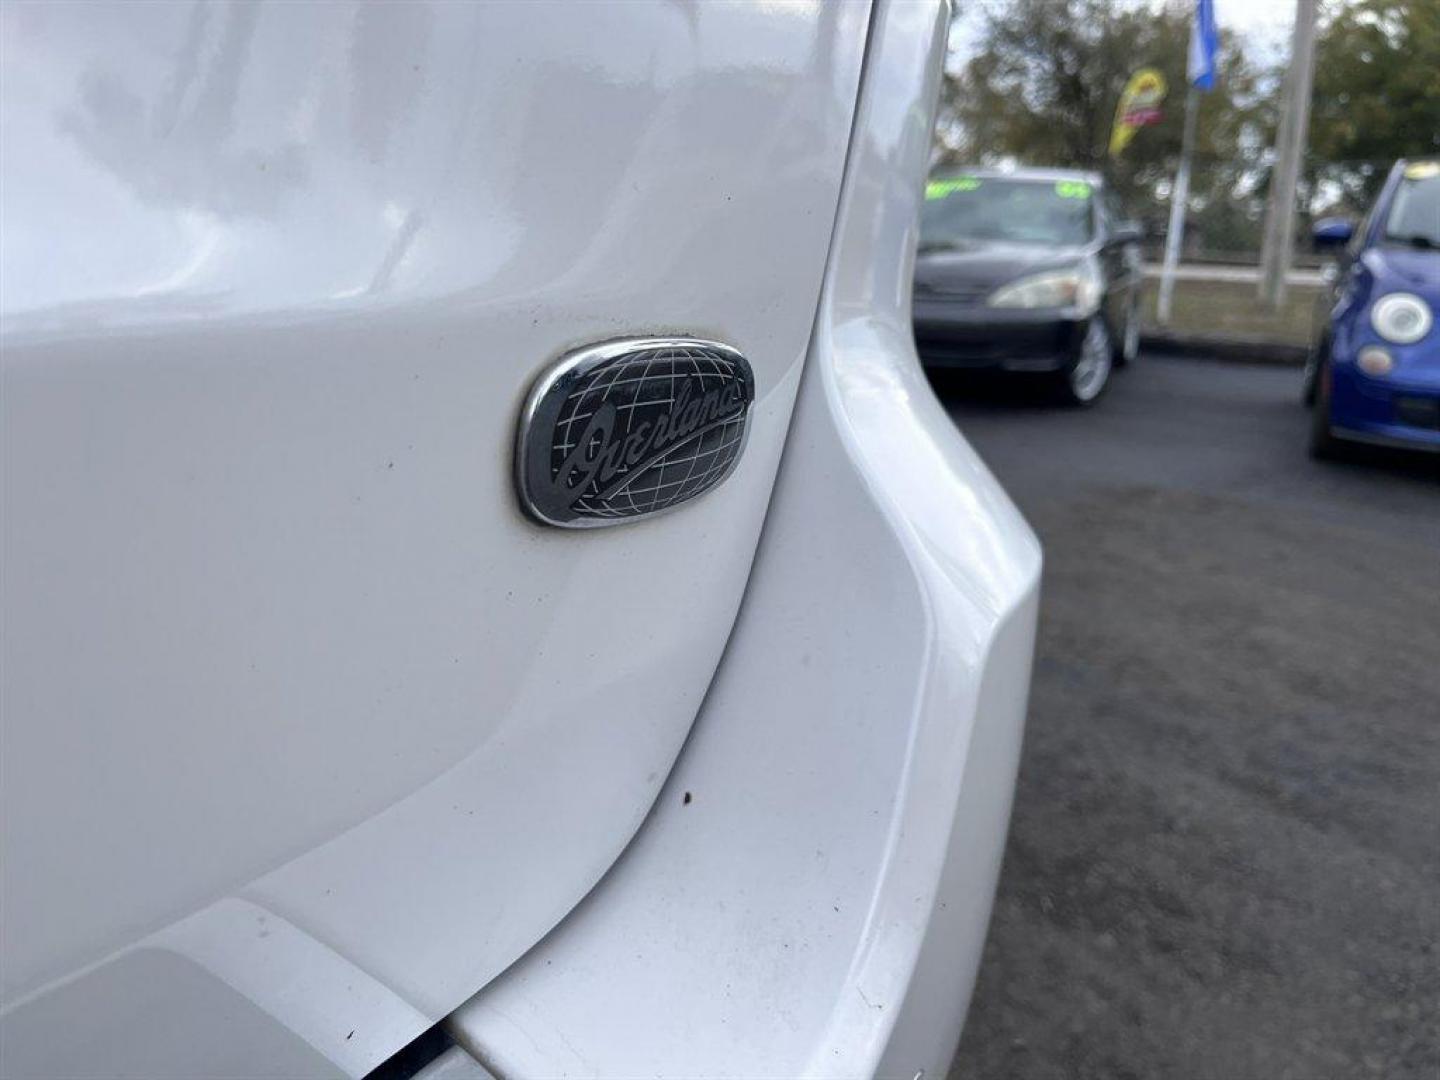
xmin=1114 ymin=291 xmax=1140 ymax=367
xmin=1056 ymin=317 xmax=1113 ymax=406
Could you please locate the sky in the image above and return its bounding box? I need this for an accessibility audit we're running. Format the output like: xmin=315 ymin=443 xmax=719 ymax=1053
xmin=1209 ymin=0 xmax=1297 ymax=51
xmin=947 ymin=0 xmax=1299 ymax=70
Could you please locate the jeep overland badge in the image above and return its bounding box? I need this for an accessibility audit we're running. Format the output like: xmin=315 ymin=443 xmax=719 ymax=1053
xmin=517 ymin=337 xmax=756 ymax=527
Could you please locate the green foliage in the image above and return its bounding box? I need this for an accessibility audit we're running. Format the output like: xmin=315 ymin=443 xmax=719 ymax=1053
xmin=938 ymin=0 xmax=1439 ymax=252
xmin=1309 ymin=0 xmax=1440 ymax=208
xmin=936 ymin=0 xmax=1270 ymax=250
xmin=938 ymin=0 xmax=1267 ymax=169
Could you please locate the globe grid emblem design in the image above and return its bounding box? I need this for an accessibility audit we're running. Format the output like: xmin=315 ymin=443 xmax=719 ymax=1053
xmin=517 ymin=338 xmax=755 ymax=527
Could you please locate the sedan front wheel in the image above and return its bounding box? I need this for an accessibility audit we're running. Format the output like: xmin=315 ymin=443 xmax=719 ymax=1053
xmin=1057 ymin=318 xmax=1113 ymax=406
xmin=1115 ymin=292 xmax=1140 ymax=366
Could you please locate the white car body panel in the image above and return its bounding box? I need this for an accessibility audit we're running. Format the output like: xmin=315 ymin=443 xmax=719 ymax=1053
xmin=1 ymin=1 xmax=1041 ymax=1076
xmin=1 ymin=1 xmax=866 ymax=1072
xmin=449 ymin=3 xmax=1040 ymax=1076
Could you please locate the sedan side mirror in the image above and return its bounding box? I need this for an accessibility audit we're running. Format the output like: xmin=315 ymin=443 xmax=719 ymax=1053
xmin=1312 ymin=217 xmax=1354 ymax=252
xmin=1108 ymin=221 xmax=1144 ymax=246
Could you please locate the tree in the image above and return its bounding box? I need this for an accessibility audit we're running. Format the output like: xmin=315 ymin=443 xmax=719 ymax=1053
xmin=1308 ymin=0 xmax=1440 ymax=209
xmin=936 ymin=0 xmax=1272 ymax=251
xmin=939 ymin=0 xmax=1266 ymax=167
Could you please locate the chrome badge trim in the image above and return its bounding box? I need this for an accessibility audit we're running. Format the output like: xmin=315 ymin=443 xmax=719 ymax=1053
xmin=516 ymin=337 xmax=756 ymax=528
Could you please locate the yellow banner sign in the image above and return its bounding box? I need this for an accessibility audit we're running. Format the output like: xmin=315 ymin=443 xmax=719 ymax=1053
xmin=1109 ymin=68 xmax=1168 ymax=157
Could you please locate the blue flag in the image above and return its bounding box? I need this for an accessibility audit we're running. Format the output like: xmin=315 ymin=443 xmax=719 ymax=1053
xmin=1188 ymin=0 xmax=1219 ymax=91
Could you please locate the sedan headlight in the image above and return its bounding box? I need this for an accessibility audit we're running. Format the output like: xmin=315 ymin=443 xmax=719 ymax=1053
xmin=1370 ymin=293 xmax=1433 ymax=344
xmin=988 ymin=264 xmax=1102 ymax=314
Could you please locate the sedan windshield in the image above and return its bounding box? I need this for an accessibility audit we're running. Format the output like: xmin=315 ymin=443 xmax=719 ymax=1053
xmin=921 ymin=175 xmax=1095 ymax=247
xmin=1383 ymin=166 xmax=1440 ymax=248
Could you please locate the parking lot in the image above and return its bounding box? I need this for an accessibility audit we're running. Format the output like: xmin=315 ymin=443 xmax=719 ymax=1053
xmin=934 ymin=355 xmax=1439 ymax=1080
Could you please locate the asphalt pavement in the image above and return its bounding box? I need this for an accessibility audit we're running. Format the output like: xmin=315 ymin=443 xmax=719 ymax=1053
xmin=931 ymin=355 xmax=1439 ymax=1080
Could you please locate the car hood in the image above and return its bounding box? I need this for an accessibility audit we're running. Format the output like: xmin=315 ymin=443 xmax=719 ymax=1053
xmin=1364 ymin=245 xmax=1440 ymax=302
xmin=914 ymin=241 xmax=1090 ymax=299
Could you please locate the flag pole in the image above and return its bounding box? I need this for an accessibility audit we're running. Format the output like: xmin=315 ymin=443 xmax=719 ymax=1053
xmin=1159 ymin=0 xmax=1215 ymax=326
xmin=1257 ymin=0 xmax=1318 ymax=310
xmin=1157 ymin=85 xmax=1199 ymax=325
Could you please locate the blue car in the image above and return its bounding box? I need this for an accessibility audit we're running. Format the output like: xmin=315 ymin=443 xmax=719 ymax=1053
xmin=1304 ymin=158 xmax=1440 ymax=458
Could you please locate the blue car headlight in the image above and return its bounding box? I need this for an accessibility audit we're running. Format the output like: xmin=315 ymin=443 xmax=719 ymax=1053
xmin=1370 ymin=293 xmax=1433 ymax=345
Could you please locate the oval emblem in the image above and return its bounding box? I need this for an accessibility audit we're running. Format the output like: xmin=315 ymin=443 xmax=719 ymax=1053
xmin=516 ymin=337 xmax=755 ymax=527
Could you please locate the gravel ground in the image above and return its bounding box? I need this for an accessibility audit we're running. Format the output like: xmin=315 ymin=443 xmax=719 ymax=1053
xmin=933 ymin=356 xmax=1439 ymax=1080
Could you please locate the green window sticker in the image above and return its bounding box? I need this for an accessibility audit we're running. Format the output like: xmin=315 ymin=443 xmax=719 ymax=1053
xmin=925 ymin=176 xmax=982 ymax=200
xmin=1055 ymin=180 xmax=1092 ymax=199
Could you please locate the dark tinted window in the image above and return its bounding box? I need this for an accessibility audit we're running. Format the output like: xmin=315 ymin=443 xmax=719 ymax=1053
xmin=921 ymin=175 xmax=1095 ymax=247
xmin=1384 ymin=167 xmax=1440 ymax=247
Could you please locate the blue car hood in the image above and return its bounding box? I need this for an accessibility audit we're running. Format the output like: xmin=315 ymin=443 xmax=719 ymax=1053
xmin=1363 ymin=245 xmax=1440 ymax=302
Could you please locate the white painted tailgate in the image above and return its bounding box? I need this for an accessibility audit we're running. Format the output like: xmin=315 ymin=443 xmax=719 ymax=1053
xmin=0 ymin=1 xmax=867 ymax=1067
